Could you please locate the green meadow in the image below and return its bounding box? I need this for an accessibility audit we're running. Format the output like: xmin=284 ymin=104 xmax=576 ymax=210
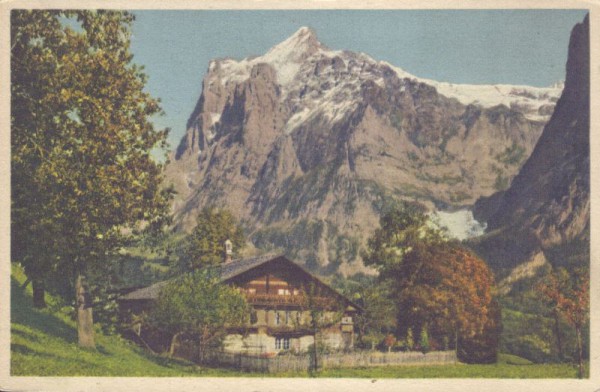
xmin=11 ymin=265 xmax=584 ymax=378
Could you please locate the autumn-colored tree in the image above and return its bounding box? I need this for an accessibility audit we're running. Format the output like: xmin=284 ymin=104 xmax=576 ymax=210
xmin=537 ymin=267 xmax=589 ymax=378
xmin=149 ymin=269 xmax=249 ymax=362
xmin=398 ymin=243 xmax=499 ymax=361
xmin=457 ymin=298 xmax=502 ymax=364
xmin=11 ymin=10 xmax=171 ymax=347
xmin=177 ymin=207 xmax=245 ymax=271
xmin=363 ymin=206 xmax=500 ymax=362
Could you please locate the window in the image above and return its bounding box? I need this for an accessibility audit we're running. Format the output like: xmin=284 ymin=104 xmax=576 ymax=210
xmin=285 ymin=311 xmax=290 ymax=325
xmin=275 ymin=311 xmax=281 ymax=325
xmin=275 ymin=337 xmax=290 ymax=350
xmin=277 ymin=288 xmax=290 ymax=296
xmin=247 ymin=288 xmax=256 ymax=294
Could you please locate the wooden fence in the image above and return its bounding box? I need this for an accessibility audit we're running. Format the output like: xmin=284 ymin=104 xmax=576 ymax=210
xmin=208 ymin=352 xmax=311 ymax=373
xmin=321 ymin=350 xmax=457 ymax=368
xmin=207 ymin=350 xmax=457 ymax=373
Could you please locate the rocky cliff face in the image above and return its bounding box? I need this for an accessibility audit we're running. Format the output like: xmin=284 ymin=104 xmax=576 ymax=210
xmin=471 ymin=15 xmax=589 ymax=288
xmin=164 ymin=27 xmax=562 ymax=274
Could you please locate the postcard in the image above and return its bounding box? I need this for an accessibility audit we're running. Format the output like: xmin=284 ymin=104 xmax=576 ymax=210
xmin=1 ymin=1 xmax=598 ymax=391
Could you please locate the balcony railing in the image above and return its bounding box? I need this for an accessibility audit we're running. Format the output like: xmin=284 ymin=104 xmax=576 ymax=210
xmin=244 ymin=293 xmax=335 ymax=308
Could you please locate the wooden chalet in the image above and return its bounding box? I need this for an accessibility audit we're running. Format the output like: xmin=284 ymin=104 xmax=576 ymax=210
xmin=119 ymin=254 xmax=362 ymax=356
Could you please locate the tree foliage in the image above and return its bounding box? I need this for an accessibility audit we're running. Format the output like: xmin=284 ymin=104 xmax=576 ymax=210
xmin=363 ymin=205 xmax=500 ymax=362
xmin=177 ymin=207 xmax=245 ymax=271
xmin=11 ymin=10 xmax=172 ymax=345
xmin=457 ymin=297 xmax=502 ymax=363
xmin=293 ymin=282 xmax=345 ymax=371
xmin=362 ymin=203 xmax=446 ymax=274
xmin=149 ymin=269 xmax=249 ymax=361
xmin=537 ymin=267 xmax=589 ymax=377
xmin=351 ymin=280 xmax=396 ymax=349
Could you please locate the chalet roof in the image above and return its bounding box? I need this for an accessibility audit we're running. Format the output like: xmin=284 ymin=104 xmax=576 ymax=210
xmin=119 ymin=253 xmax=362 ymax=311
xmin=220 ymin=253 xmax=282 ymax=281
xmin=119 ymin=280 xmax=170 ymax=301
xmin=119 ymin=253 xmax=282 ymax=301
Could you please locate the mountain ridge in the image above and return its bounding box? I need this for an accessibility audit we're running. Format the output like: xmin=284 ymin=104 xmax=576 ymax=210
xmin=164 ymin=26 xmax=565 ymax=275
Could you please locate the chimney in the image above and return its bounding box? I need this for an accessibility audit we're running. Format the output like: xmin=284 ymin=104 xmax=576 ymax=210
xmin=224 ymin=239 xmax=233 ymax=263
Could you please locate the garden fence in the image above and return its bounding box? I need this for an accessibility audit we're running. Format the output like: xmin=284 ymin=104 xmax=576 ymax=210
xmin=206 ymin=350 xmax=457 ymax=373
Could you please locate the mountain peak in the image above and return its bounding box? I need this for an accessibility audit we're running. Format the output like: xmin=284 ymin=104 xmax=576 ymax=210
xmin=286 ymin=26 xmax=320 ymax=46
xmin=293 ymin=26 xmax=318 ymax=41
xmin=264 ymin=26 xmax=324 ymax=61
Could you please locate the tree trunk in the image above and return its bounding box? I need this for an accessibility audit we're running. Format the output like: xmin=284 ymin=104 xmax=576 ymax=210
xmin=198 ymin=334 xmax=203 ymax=364
xmin=198 ymin=327 xmax=210 ymax=364
xmin=76 ymin=274 xmax=95 ymax=348
xmin=576 ymin=326 xmax=584 ymax=378
xmin=32 ymin=279 xmax=46 ymax=308
xmin=455 ymin=328 xmax=458 ymax=358
xmin=169 ymin=332 xmax=181 ymax=358
xmin=312 ymin=329 xmax=319 ymax=373
xmin=357 ymin=328 xmax=364 ymax=348
xmin=552 ymin=309 xmax=564 ymax=361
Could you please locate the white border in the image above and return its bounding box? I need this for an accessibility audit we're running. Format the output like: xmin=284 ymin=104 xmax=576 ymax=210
xmin=0 ymin=1 xmax=598 ymax=391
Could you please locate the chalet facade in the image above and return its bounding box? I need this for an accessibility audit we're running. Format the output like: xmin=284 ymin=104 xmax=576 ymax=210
xmin=119 ymin=254 xmax=361 ymax=356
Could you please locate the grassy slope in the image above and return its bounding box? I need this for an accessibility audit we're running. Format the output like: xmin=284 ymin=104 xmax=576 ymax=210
xmin=10 ymin=264 xmax=584 ymax=378
xmin=10 ymin=264 xmax=244 ymax=376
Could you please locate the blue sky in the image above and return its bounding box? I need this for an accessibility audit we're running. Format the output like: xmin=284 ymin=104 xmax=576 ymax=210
xmin=128 ymin=10 xmax=588 ymax=152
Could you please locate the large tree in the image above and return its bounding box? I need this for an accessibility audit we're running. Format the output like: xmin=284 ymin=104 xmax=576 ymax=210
xmin=363 ymin=205 xmax=500 ymax=362
xmin=345 ymin=280 xmax=396 ymax=350
xmin=11 ymin=10 xmax=71 ymax=308
xmin=177 ymin=207 xmax=245 ymax=271
xmin=149 ymin=269 xmax=249 ymax=362
xmin=362 ymin=203 xmax=446 ymax=274
xmin=11 ymin=10 xmax=171 ymax=347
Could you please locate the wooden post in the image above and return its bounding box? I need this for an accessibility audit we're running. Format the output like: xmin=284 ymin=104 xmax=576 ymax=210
xmin=32 ymin=279 xmax=46 ymax=309
xmin=76 ymin=274 xmax=95 ymax=348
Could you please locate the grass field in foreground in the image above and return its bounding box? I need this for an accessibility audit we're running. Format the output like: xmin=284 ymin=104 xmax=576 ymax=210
xmin=10 ymin=264 xmax=585 ymax=378
xmin=11 ymin=264 xmax=244 ymax=377
xmin=317 ymin=356 xmax=585 ymax=378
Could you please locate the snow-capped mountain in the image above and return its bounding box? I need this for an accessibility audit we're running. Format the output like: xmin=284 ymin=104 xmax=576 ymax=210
xmin=165 ymin=27 xmax=563 ymax=274
xmin=208 ymin=27 xmax=559 ymax=129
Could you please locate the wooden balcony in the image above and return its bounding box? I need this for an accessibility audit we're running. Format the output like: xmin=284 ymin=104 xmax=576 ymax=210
xmin=244 ymin=293 xmax=335 ymax=308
